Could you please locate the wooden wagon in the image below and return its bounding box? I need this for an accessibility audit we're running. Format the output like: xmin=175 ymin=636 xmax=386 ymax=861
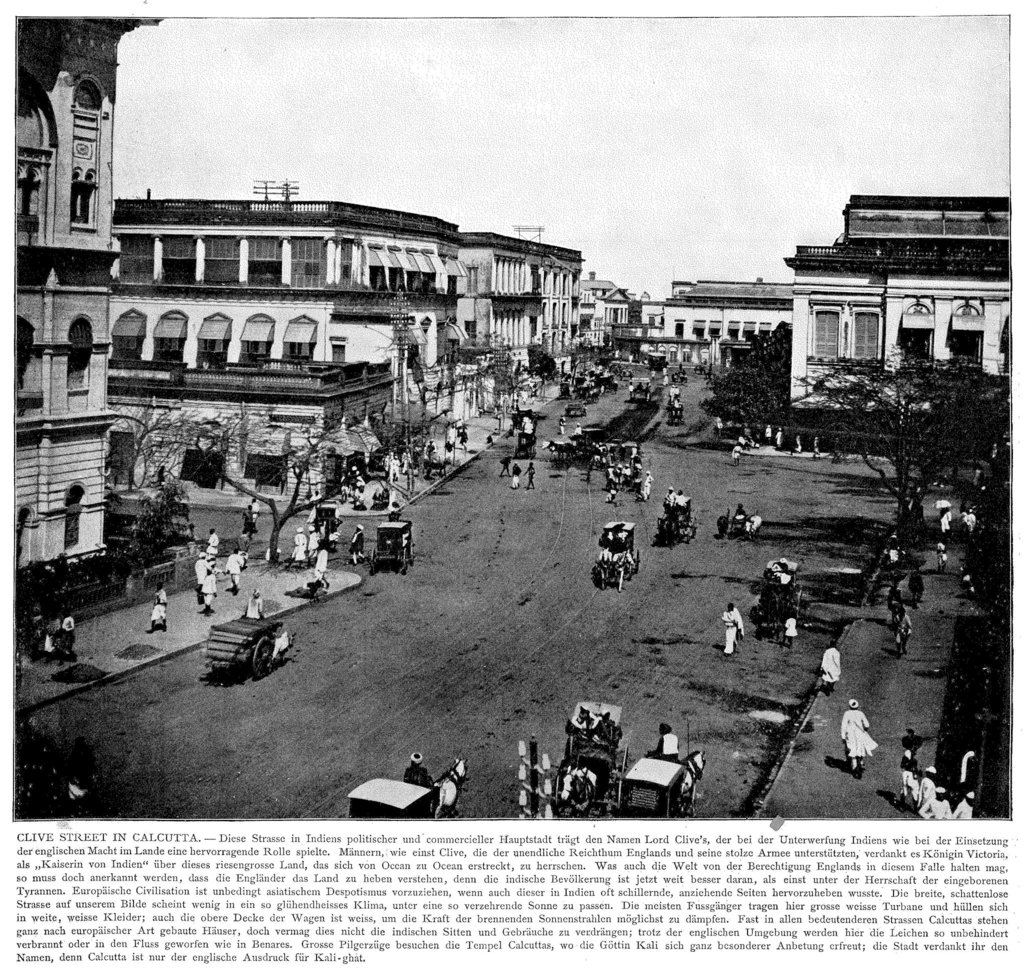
xmin=205 ymin=617 xmax=282 ymax=680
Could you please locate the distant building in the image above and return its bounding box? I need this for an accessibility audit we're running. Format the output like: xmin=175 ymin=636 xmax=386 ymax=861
xmin=621 ymin=279 xmax=792 ymax=367
xmin=17 ymin=18 xmax=150 ymax=566
xmin=787 ymin=195 xmax=1010 ymax=400
xmin=456 ymin=233 xmax=582 ymax=370
xmin=580 ymin=272 xmax=630 ymax=349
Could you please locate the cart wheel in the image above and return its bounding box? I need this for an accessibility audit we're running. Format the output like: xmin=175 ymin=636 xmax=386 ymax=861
xmin=251 ymin=635 xmax=274 ymax=680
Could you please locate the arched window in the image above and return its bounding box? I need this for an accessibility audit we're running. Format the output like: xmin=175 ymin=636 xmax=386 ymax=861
xmin=17 ymin=318 xmax=35 ymax=388
xmin=74 ymin=81 xmax=102 ymax=111
xmin=64 ymin=485 xmax=85 ymax=550
xmin=17 ymin=72 xmax=51 ymax=149
xmin=67 ymin=318 xmax=93 ymax=387
xmin=18 ymin=163 xmax=41 ymax=217
xmin=71 ymin=167 xmax=96 ymax=225
xmin=955 ymin=302 xmax=983 ymax=317
xmin=906 ymin=301 xmax=932 ymax=315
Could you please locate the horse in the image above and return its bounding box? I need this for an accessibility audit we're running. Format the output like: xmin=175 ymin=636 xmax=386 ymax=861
xmin=675 ymin=749 xmax=706 ymax=817
xmin=716 ymin=513 xmax=731 ymax=539
xmin=555 ymin=763 xmax=598 ymax=817
xmin=544 ymin=440 xmax=576 ymax=463
xmin=744 ymin=514 xmax=763 ymax=541
xmin=433 ymin=757 xmax=468 ymax=819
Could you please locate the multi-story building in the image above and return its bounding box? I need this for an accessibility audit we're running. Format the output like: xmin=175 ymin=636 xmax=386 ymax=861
xmin=787 ymin=195 xmax=1010 ymax=400
xmin=658 ymin=279 xmax=793 ymax=368
xmin=16 ymin=18 xmax=149 ymax=566
xmin=455 ymin=233 xmax=582 ymax=369
xmin=106 ymin=197 xmax=469 ymax=488
xmin=579 ymin=272 xmax=630 ymax=349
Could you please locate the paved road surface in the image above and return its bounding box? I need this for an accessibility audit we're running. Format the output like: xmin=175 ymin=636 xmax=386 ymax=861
xmin=33 ymin=377 xmax=893 ymax=819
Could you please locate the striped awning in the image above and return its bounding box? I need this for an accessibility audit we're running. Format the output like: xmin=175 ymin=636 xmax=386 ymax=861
xmin=951 ymin=314 xmax=985 ymax=331
xmin=154 ymin=316 xmax=188 ymax=339
xmin=283 ymin=320 xmax=318 ymax=344
xmin=198 ymin=317 xmax=232 ymax=341
xmin=391 ymin=249 xmax=417 ymax=272
xmin=901 ymin=313 xmax=934 ymax=330
xmin=368 ymin=249 xmax=393 ymax=268
xmin=112 ymin=314 xmax=146 ymax=338
xmin=410 ymin=252 xmax=434 ymax=274
xmin=422 ymin=253 xmax=445 ymax=275
xmin=445 ymin=258 xmax=469 ymax=277
xmin=241 ymin=317 xmax=275 ymax=342
xmin=445 ymin=320 xmax=469 ymax=342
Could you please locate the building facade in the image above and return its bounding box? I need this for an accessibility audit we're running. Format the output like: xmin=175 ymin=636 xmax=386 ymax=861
xmin=455 ymin=233 xmax=582 ymax=369
xmin=787 ymin=195 xmax=1010 ymax=400
xmin=617 ymin=279 xmax=792 ymax=366
xmin=579 ymin=272 xmax=629 ymax=349
xmin=17 ymin=18 xmax=148 ymax=566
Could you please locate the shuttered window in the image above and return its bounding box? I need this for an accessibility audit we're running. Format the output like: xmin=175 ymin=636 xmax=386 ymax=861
xmin=853 ymin=312 xmax=879 ymax=360
xmin=813 ymin=310 xmax=840 ymax=358
xmin=204 ymin=237 xmax=240 ymax=283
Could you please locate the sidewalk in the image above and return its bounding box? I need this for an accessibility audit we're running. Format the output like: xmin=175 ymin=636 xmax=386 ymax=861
xmin=18 ymin=383 xmax=562 ymax=714
xmin=17 ymin=558 xmax=361 ymax=713
xmin=761 ymin=533 xmax=981 ymax=819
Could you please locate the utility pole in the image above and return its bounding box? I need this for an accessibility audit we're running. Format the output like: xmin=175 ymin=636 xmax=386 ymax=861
xmin=252 ymin=180 xmax=301 ymax=204
xmin=389 ymin=294 xmax=412 ymax=444
xmin=490 ymin=333 xmax=512 ymax=431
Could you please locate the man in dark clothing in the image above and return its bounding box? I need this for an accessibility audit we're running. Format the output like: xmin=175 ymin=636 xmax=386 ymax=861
xmin=526 ymin=463 xmax=536 ymax=490
xmin=403 ymin=752 xmax=433 ymax=789
xmin=499 ymin=456 xmax=512 ymax=477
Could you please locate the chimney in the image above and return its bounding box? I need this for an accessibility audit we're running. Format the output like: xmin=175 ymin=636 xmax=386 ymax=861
xmin=589 ymin=271 xmax=596 ymax=280
xmin=755 ymin=276 xmax=763 ymax=284
xmin=146 ymin=188 xmax=152 ymax=200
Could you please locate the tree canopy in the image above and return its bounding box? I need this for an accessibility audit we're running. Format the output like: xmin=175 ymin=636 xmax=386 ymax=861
xmin=701 ymin=326 xmax=792 ymax=428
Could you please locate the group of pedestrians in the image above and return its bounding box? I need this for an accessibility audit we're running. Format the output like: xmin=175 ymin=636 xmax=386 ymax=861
xmin=499 ymin=457 xmax=535 ymax=490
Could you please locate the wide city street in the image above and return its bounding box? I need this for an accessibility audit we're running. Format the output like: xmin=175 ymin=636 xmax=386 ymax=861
xmin=32 ymin=377 xmax=896 ymax=819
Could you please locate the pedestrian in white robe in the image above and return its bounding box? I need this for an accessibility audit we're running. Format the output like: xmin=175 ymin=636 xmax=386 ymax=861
xmin=291 ymin=527 xmax=307 ymax=565
xmin=840 ymin=699 xmax=877 ymax=778
xmin=916 ymin=767 xmax=938 ymax=815
xmin=820 ymin=645 xmax=841 ymax=695
xmin=722 ymin=603 xmax=744 ymax=655
xmin=951 ymin=792 xmax=974 ymax=820
xmin=920 ymin=786 xmax=953 ymax=820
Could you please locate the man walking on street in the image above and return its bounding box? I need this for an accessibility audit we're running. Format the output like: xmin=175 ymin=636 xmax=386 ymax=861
xmin=224 ymin=547 xmax=245 ymax=595
xmin=499 ymin=455 xmax=512 ymax=478
xmin=721 ymin=602 xmax=744 ymax=656
xmin=840 ymin=699 xmax=877 ymax=780
xmin=511 ymin=463 xmax=522 ymax=489
xmin=525 ymin=462 xmax=536 ymax=490
xmin=819 ymin=644 xmax=841 ymax=696
xmin=895 ymin=607 xmax=912 ymax=657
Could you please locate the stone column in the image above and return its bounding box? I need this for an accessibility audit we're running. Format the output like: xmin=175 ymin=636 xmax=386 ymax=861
xmin=195 ymin=236 xmax=205 ymax=283
xmin=153 ymin=236 xmax=163 ymax=281
xmin=281 ymin=238 xmax=292 ymax=286
xmin=326 ymin=238 xmax=337 ymax=285
xmin=239 ymin=237 xmax=249 ymax=284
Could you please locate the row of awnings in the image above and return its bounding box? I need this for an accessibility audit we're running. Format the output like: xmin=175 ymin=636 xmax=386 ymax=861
xmin=118 ymin=316 xmax=317 ymax=344
xmin=365 ymin=247 xmax=468 ymax=278
xmin=901 ymin=313 xmax=986 ymax=331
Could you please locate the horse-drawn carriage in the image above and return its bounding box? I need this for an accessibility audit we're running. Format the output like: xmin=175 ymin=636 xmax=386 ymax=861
xmin=514 ymin=430 xmax=537 ymax=459
xmin=205 ymin=617 xmax=288 ymax=681
xmin=564 ymin=400 xmax=588 ymax=418
xmin=716 ymin=507 xmax=762 ymax=540
xmin=666 ymin=402 xmax=685 ymax=426
xmin=348 ymin=758 xmax=468 ymax=819
xmin=594 ymin=374 xmax=619 ymax=394
xmin=592 ymin=522 xmax=640 ymax=591
xmin=654 ymin=496 xmax=697 ymax=546
xmin=558 ymin=380 xmax=573 ymax=399
xmin=630 ymin=381 xmax=651 ymax=403
xmin=619 ymin=750 xmax=706 ymax=818
xmin=553 ymin=702 xmax=629 ymax=818
xmin=369 ymin=519 xmax=414 ymax=574
xmin=754 ymin=558 xmax=800 ymax=638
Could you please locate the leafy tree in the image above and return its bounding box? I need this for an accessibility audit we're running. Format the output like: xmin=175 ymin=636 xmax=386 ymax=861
xmin=701 ymin=326 xmax=792 ymax=429
xmin=132 ymin=480 xmax=191 ymax=562
xmin=527 ymin=344 xmax=557 ymax=380
xmin=809 ymin=352 xmax=1009 ymax=535
xmin=109 ymin=404 xmax=203 ymax=489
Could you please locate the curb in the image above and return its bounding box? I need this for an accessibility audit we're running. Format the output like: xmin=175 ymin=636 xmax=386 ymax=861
xmin=17 ymin=572 xmax=364 ymax=716
xmin=749 ymin=618 xmax=859 ymax=817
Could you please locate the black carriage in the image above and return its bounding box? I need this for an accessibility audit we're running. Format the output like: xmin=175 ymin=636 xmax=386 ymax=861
xmin=666 ymin=402 xmax=685 ymax=426
xmin=205 ymin=617 xmax=284 ymax=681
xmin=654 ymin=497 xmax=697 ymax=546
xmin=558 ymin=380 xmax=573 ymax=399
xmin=754 ymin=558 xmax=800 ymax=637
xmin=553 ymin=702 xmax=629 ymax=818
xmin=592 ymin=522 xmax=640 ymax=591
xmin=511 ymin=408 xmax=536 ymax=433
xmin=369 ymin=519 xmax=415 ymax=574
xmin=630 ymin=381 xmax=651 ymax=403
xmin=564 ymin=400 xmax=588 ymax=418
xmin=514 ymin=430 xmax=537 ymax=459
xmin=314 ymin=503 xmax=342 ymax=552
xmin=648 ymin=352 xmax=668 ymax=372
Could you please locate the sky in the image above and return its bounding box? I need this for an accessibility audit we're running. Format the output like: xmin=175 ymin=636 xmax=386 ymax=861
xmin=110 ymin=15 xmax=1010 ymax=298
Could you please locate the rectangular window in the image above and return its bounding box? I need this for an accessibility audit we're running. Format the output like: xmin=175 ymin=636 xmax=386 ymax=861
xmin=119 ymin=235 xmax=154 ymax=283
xmin=240 ymin=341 xmax=270 ymax=365
xmin=204 ymin=237 xmax=240 ymax=284
xmin=465 ymin=320 xmax=477 ymax=342
xmin=197 ymin=339 xmax=228 ymax=370
xmin=290 ymin=238 xmax=326 ymax=289
xmin=466 ymin=266 xmax=479 ymax=295
xmin=853 ymin=311 xmax=880 ymax=360
xmin=331 ymin=343 xmax=346 ymax=363
xmin=813 ymin=310 xmax=841 ymax=358
xmin=674 ymin=320 xmax=686 ymax=337
xmin=162 ymin=237 xmax=196 ymax=284
xmin=248 ymin=237 xmax=282 ymax=286
xmin=112 ymin=335 xmax=143 ymax=360
xmin=339 ymin=262 xmax=352 ymax=286
xmin=369 ymin=266 xmax=389 ymax=292
xmin=285 ymin=342 xmax=314 ymax=361
xmin=406 ymin=271 xmax=434 ymax=294
xmin=154 ymin=337 xmax=185 ymax=362
xmin=529 ymin=316 xmax=538 ymax=338
xmin=692 ymin=327 xmax=705 ymax=339
xmin=387 ymin=267 xmax=404 ymax=292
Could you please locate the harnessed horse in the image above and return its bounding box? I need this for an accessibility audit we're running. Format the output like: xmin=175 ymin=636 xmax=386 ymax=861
xmin=433 ymin=757 xmax=468 ymax=819
xmin=556 ymin=764 xmax=599 ymax=817
xmin=544 ymin=440 xmax=576 ymax=463
xmin=676 ymin=750 xmax=706 ymax=817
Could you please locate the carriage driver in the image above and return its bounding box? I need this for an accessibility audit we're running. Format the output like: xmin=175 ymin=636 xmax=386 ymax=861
xmin=403 ymin=752 xmax=433 ymax=789
xmin=649 ymin=722 xmax=680 ymax=761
